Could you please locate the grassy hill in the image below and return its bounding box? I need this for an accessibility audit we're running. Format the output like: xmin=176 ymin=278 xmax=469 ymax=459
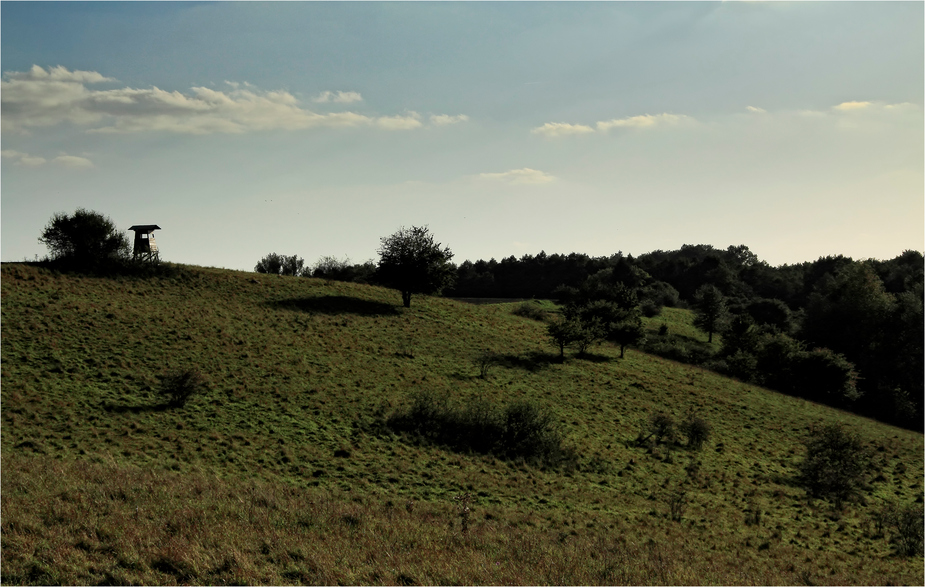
xmin=2 ymin=262 xmax=922 ymax=585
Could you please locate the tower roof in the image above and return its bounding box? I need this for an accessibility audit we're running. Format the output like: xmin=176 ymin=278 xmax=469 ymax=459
xmin=128 ymin=225 xmax=161 ymax=232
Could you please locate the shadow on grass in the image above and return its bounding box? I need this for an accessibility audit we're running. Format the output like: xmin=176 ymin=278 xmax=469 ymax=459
xmin=102 ymin=402 xmax=171 ymax=414
xmin=499 ymin=351 xmax=560 ymax=371
xmin=575 ymin=351 xmax=614 ymax=363
xmin=267 ymin=295 xmax=401 ymax=317
xmin=449 ymin=352 xmax=559 ymax=380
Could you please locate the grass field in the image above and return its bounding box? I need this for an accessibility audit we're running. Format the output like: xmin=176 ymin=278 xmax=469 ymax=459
xmin=2 ymin=262 xmax=922 ymax=585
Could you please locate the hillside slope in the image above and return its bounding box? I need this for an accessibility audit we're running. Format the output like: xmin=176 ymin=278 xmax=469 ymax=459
xmin=2 ymin=262 xmax=922 ymax=585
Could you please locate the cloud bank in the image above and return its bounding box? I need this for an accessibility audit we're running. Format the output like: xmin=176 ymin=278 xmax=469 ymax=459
xmin=1 ymin=66 xmax=464 ymax=135
xmin=531 ymin=122 xmax=595 ymax=138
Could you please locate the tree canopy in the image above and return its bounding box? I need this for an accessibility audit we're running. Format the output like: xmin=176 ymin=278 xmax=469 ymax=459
xmin=255 ymin=253 xmax=306 ymax=276
xmin=38 ymin=208 xmax=130 ymax=270
xmin=376 ymin=226 xmax=455 ymax=308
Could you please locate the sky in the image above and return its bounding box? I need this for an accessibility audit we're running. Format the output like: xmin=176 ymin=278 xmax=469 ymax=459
xmin=2 ymin=1 xmax=922 ymax=271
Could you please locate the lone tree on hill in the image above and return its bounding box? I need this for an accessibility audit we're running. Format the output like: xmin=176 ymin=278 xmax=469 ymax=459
xmin=38 ymin=208 xmax=131 ymax=269
xmin=692 ymin=284 xmax=728 ymax=343
xmin=376 ymin=226 xmax=455 ymax=308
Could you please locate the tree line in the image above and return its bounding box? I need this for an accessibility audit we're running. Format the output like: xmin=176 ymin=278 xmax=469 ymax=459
xmin=291 ymin=241 xmax=922 ymax=431
xmin=449 ymin=245 xmax=923 ymax=430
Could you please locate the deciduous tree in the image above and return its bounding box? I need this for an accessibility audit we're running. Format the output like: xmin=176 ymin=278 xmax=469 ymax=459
xmin=376 ymin=226 xmax=454 ymax=308
xmin=255 ymin=253 xmax=306 ymax=276
xmin=39 ymin=208 xmax=131 ymax=269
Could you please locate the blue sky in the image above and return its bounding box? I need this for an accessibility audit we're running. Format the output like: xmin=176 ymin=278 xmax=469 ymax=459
xmin=2 ymin=1 xmax=922 ymax=271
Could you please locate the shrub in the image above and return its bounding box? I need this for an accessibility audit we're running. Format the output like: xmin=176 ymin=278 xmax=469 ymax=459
xmin=798 ymin=422 xmax=869 ymax=507
xmin=873 ymin=502 xmax=924 ymax=556
xmin=385 ymin=392 xmax=574 ymax=469
xmin=723 ymin=350 xmax=758 ymax=382
xmin=474 ymin=351 xmax=500 ymax=379
xmin=639 ymin=336 xmax=716 ymax=367
xmin=500 ymin=401 xmax=560 ymax=461
xmin=157 ymin=368 xmax=207 ymax=408
xmin=680 ymin=412 xmax=711 ymax=450
xmin=792 ymin=347 xmax=861 ymax=404
xmin=644 ymin=412 xmax=676 ymax=445
xmin=664 ymin=488 xmax=687 ymax=522
xmin=639 ymin=299 xmax=663 ymax=318
xmin=512 ymin=301 xmax=549 ymax=322
xmin=890 ymin=504 xmax=924 ymax=557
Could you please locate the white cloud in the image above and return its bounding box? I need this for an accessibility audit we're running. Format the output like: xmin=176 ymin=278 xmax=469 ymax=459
xmin=313 ymin=90 xmax=363 ymax=104
xmin=18 ymin=155 xmax=48 ymax=167
xmin=375 ymin=112 xmax=423 ymax=130
xmin=53 ymin=155 xmax=94 ymax=169
xmin=2 ymin=148 xmax=92 ymax=168
xmin=596 ymin=113 xmax=689 ymax=131
xmin=429 ymin=114 xmax=469 ymax=126
xmin=531 ymin=122 xmax=595 ymax=138
xmin=884 ymin=102 xmax=917 ymax=111
xmin=831 ymin=101 xmax=920 ymax=115
xmin=833 ymin=101 xmax=872 ymax=112
xmin=746 ymin=106 xmax=767 ymax=114
xmin=530 ymin=113 xmax=693 ymax=138
xmin=0 ymin=66 xmax=440 ymax=135
xmin=1 ymin=149 xmax=47 ymax=167
xmin=4 ymin=64 xmax=114 ymax=84
xmin=478 ymin=168 xmax=556 ymax=185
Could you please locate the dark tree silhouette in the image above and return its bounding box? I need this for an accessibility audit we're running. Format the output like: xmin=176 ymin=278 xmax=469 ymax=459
xmin=376 ymin=226 xmax=454 ymax=308
xmin=38 ymin=208 xmax=131 ymax=269
xmin=255 ymin=253 xmax=306 ymax=276
xmin=610 ymin=314 xmax=646 ymax=358
xmin=546 ymin=316 xmax=584 ymax=360
xmin=692 ymin=284 xmax=728 ymax=343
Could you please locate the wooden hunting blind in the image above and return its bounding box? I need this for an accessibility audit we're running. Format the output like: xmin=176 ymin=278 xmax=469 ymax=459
xmin=128 ymin=225 xmax=161 ymax=262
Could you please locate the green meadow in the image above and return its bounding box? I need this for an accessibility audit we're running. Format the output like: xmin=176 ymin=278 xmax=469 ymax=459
xmin=2 ymin=262 xmax=922 ymax=585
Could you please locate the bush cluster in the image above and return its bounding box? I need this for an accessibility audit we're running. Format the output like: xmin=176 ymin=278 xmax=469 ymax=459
xmin=799 ymin=422 xmax=869 ymax=507
xmin=511 ymin=301 xmax=549 ymax=322
xmin=680 ymin=413 xmax=711 ymax=450
xmin=255 ymin=253 xmax=307 ymax=276
xmin=637 ymin=410 xmax=710 ymax=451
xmin=157 ymin=368 xmax=207 ymax=408
xmin=874 ymin=503 xmax=925 ymax=556
xmin=385 ymin=390 xmax=575 ymax=469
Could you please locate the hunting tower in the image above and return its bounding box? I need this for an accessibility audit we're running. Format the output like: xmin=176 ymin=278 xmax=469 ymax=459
xmin=128 ymin=225 xmax=161 ymax=262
